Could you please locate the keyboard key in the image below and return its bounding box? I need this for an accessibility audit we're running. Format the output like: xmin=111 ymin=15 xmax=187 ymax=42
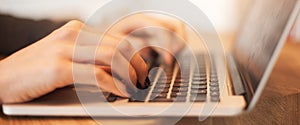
xmin=210 ymin=78 xmax=218 ymax=82
xmin=175 ymin=76 xmax=189 ymax=79
xmin=171 ymin=97 xmax=186 ymax=102
xmin=171 ymin=92 xmax=187 ymax=97
xmin=192 ymin=79 xmax=207 ymax=82
xmin=174 ymin=79 xmax=189 ymax=83
xmin=150 ymin=93 xmax=168 ymax=98
xmin=152 ymin=88 xmax=169 ymax=93
xmin=209 ymin=82 xmax=219 ymax=86
xmin=173 ymin=83 xmax=189 ymax=87
xmin=176 ymin=75 xmax=190 ymax=79
xmin=190 ymin=94 xmax=206 ymax=102
xmin=210 ymin=91 xmax=220 ymax=97
xmin=158 ymin=77 xmax=172 ymax=81
xmin=155 ymin=84 xmax=171 ymax=88
xmin=190 ymin=89 xmax=207 ymax=94
xmin=210 ymin=96 xmax=220 ymax=102
xmin=210 ymin=74 xmax=218 ymax=78
xmin=192 ymin=81 xmax=207 ymax=85
xmin=149 ymin=98 xmax=173 ymax=102
xmin=191 ymin=85 xmax=207 ymax=89
xmin=157 ymin=80 xmax=172 ymax=84
xmin=210 ymin=86 xmax=219 ymax=91
xmin=193 ymin=74 xmax=206 ymax=77
xmin=193 ymin=77 xmax=207 ymax=81
xmin=172 ymin=87 xmax=188 ymax=92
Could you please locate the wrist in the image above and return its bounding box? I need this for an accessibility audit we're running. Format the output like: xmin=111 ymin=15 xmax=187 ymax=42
xmin=0 ymin=60 xmax=5 ymax=103
xmin=0 ymin=59 xmax=13 ymax=103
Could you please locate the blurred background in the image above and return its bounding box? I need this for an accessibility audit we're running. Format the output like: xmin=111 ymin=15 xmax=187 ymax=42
xmin=0 ymin=0 xmax=299 ymax=55
xmin=0 ymin=0 xmax=251 ymax=33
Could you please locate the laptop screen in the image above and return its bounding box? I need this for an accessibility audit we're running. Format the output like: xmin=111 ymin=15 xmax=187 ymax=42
xmin=232 ymin=0 xmax=298 ymax=102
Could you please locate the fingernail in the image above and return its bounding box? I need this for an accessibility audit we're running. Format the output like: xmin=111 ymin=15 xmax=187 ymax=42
xmin=165 ymin=58 xmax=172 ymax=65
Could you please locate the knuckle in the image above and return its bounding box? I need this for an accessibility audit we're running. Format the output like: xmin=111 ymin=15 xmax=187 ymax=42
xmin=95 ymin=68 xmax=104 ymax=81
xmin=119 ymin=40 xmax=132 ymax=53
xmin=54 ymin=28 xmax=79 ymax=40
xmin=99 ymin=47 xmax=114 ymax=62
xmin=129 ymin=65 xmax=138 ymax=84
xmin=66 ymin=20 xmax=84 ymax=28
xmin=95 ymin=68 xmax=111 ymax=86
xmin=50 ymin=20 xmax=83 ymax=40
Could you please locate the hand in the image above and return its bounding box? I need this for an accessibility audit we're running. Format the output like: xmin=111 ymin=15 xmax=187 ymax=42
xmin=107 ymin=14 xmax=187 ymax=64
xmin=0 ymin=20 xmax=148 ymax=103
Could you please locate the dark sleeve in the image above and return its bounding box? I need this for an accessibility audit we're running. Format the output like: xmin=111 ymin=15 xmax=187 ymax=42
xmin=0 ymin=15 xmax=66 ymax=55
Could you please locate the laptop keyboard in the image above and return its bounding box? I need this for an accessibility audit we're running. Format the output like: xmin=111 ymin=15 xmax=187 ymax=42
xmin=107 ymin=54 xmax=220 ymax=103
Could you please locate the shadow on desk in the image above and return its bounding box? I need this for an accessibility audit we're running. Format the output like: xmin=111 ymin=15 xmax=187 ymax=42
xmin=0 ymin=42 xmax=300 ymax=125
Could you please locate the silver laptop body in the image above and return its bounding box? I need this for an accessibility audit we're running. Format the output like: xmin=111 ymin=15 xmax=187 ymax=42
xmin=3 ymin=0 xmax=300 ymax=116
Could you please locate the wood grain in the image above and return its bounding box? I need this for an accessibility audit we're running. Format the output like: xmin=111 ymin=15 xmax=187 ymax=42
xmin=0 ymin=40 xmax=300 ymax=125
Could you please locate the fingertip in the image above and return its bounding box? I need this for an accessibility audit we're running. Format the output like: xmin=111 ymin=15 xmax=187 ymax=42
xmin=163 ymin=52 xmax=173 ymax=65
xmin=137 ymin=76 xmax=150 ymax=90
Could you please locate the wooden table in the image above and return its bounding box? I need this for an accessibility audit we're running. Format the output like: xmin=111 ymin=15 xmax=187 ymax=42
xmin=0 ymin=38 xmax=300 ymax=125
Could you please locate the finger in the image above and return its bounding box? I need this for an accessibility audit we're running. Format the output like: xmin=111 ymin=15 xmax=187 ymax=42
xmin=49 ymin=20 xmax=85 ymax=42
xmin=143 ymin=27 xmax=174 ymax=64
xmin=76 ymin=29 xmax=102 ymax=45
xmin=60 ymin=20 xmax=84 ymax=30
xmin=99 ymin=66 xmax=111 ymax=73
xmin=74 ymin=27 xmax=148 ymax=49
xmin=72 ymin=62 xmax=135 ymax=97
xmin=72 ymin=45 xmax=138 ymax=86
xmin=98 ymin=34 xmax=149 ymax=87
xmin=177 ymin=21 xmax=187 ymax=41
xmin=67 ymin=31 xmax=148 ymax=88
xmin=170 ymin=21 xmax=187 ymax=53
xmin=124 ymin=36 xmax=155 ymax=62
xmin=148 ymin=17 xmax=187 ymax=54
xmin=123 ymin=35 xmax=148 ymax=50
xmin=153 ymin=47 xmax=173 ymax=65
xmin=115 ymin=37 xmax=149 ymax=86
xmin=103 ymin=14 xmax=184 ymax=64
xmin=75 ymin=26 xmax=110 ymax=46
xmin=52 ymin=22 xmax=104 ymax=45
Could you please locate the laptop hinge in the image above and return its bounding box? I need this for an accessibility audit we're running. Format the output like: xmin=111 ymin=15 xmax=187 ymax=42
xmin=227 ymin=55 xmax=246 ymax=95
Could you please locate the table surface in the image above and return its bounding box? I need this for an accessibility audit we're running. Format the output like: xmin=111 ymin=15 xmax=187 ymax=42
xmin=0 ymin=35 xmax=300 ymax=125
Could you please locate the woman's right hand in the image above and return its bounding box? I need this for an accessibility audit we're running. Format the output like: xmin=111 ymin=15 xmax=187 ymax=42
xmin=0 ymin=20 xmax=148 ymax=103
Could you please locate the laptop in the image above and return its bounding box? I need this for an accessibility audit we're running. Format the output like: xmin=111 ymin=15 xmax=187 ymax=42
xmin=3 ymin=0 xmax=300 ymax=117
